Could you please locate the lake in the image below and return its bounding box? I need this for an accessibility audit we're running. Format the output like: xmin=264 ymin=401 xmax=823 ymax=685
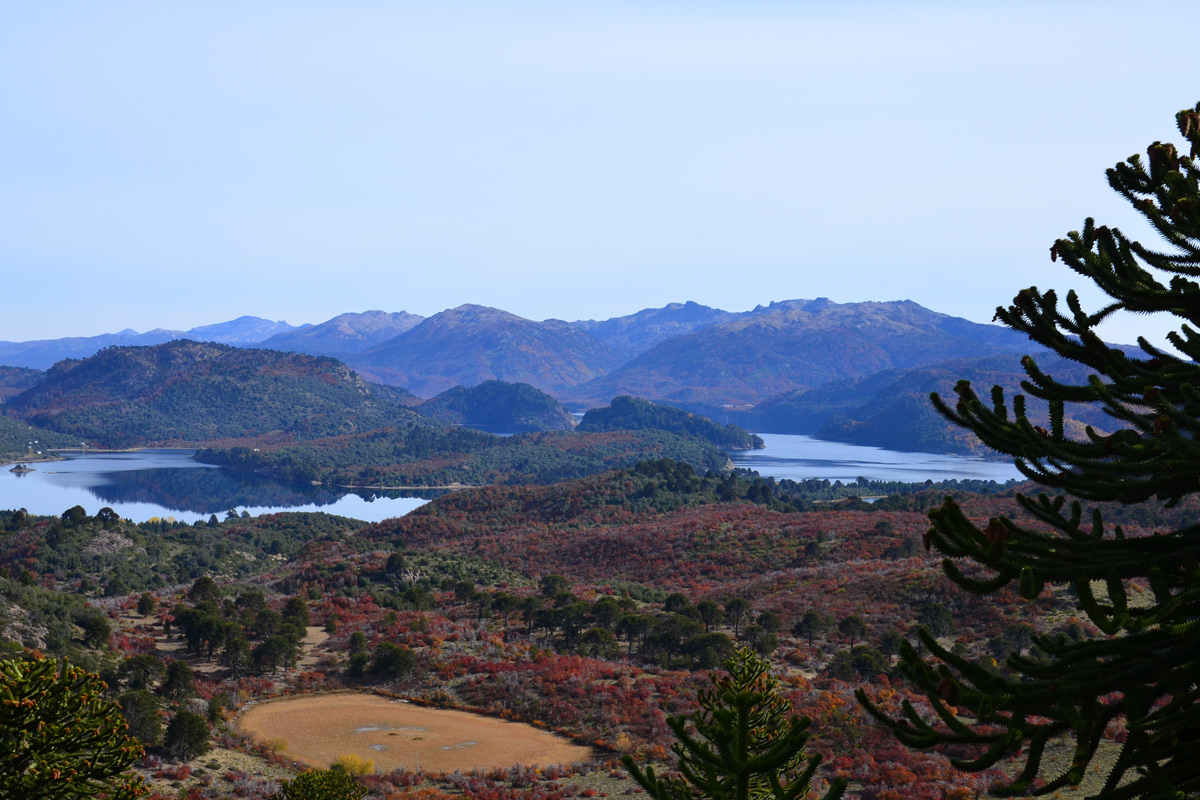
xmin=0 ymin=450 xmax=428 ymax=523
xmin=0 ymin=436 xmax=1022 ymax=523
xmin=729 ymin=433 xmax=1024 ymax=484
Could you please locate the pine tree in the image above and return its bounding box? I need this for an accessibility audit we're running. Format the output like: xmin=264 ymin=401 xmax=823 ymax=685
xmin=858 ymin=102 xmax=1200 ymax=799
xmin=623 ymin=647 xmax=845 ymax=800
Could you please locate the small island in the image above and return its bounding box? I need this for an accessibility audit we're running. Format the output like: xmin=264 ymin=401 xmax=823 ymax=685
xmin=8 ymin=463 xmax=36 ymax=474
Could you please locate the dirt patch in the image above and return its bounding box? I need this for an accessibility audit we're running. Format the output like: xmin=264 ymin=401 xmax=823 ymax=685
xmin=237 ymin=693 xmax=594 ymax=773
xmin=297 ymin=626 xmax=330 ymax=668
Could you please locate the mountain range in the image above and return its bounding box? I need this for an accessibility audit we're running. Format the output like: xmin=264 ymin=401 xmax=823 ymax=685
xmin=0 ymin=316 xmax=301 ymax=370
xmin=0 ymin=298 xmax=1079 ymax=454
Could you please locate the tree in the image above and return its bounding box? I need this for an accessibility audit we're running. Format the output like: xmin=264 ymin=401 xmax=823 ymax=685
xmin=724 ymin=598 xmax=750 ymax=639
xmin=282 ymin=596 xmax=310 ymax=628
xmin=791 ymin=611 xmax=831 ymax=648
xmin=120 ymin=654 xmax=164 ymax=690
xmin=697 ymin=599 xmax=724 ymax=633
xmin=220 ymin=633 xmax=252 ymax=679
xmin=160 ymin=660 xmax=195 ymax=700
xmin=539 ymin=574 xmax=569 ymax=598
xmin=591 ymin=595 xmax=624 ymax=630
xmin=384 ymin=551 xmax=407 ymax=575
xmin=187 ymin=576 xmax=221 ymax=605
xmin=0 ymin=657 xmax=147 ymax=800
xmin=623 ymin=647 xmax=845 ymax=800
xmin=163 ymin=710 xmax=209 ymax=760
xmin=835 ymin=614 xmax=866 ymax=647
xmin=61 ymin=505 xmax=87 ymax=528
xmin=579 ymin=627 xmax=620 ymax=659
xmin=136 ymin=592 xmax=157 ymax=618
xmin=370 ymin=642 xmax=415 ymax=679
xmin=74 ymin=608 xmax=112 ymax=649
xmin=269 ymin=768 xmax=367 ymax=800
xmin=116 ymin=690 xmax=162 ymax=747
xmin=859 ymin=102 xmax=1200 ymax=799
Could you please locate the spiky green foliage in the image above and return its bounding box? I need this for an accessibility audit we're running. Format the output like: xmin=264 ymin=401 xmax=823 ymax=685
xmin=858 ymin=103 xmax=1200 ymax=800
xmin=0 ymin=657 xmax=147 ymax=800
xmin=623 ymin=647 xmax=845 ymax=800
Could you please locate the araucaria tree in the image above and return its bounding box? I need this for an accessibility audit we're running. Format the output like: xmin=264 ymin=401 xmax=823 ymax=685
xmin=623 ymin=647 xmax=845 ymax=800
xmin=0 ymin=657 xmax=147 ymax=800
xmin=859 ymin=103 xmax=1200 ymax=799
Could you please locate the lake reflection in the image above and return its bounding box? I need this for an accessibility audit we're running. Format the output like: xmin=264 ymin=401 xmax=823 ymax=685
xmin=1 ymin=450 xmax=427 ymax=523
xmin=729 ymin=433 xmax=1024 ymax=484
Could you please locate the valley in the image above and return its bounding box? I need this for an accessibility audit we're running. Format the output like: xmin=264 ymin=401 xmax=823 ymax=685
xmin=0 ymin=297 xmax=1122 ymax=800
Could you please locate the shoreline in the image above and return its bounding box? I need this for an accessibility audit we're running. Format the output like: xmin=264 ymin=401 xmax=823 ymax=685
xmin=0 ymin=453 xmax=66 ymax=468
xmin=334 ymin=482 xmax=471 ymax=491
xmin=1 ymin=446 xmax=151 ymax=469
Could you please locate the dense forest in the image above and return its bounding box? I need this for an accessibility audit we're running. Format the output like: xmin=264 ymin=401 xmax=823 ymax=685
xmin=578 ymin=395 xmax=763 ymax=450
xmin=415 ymin=380 xmax=577 ymax=432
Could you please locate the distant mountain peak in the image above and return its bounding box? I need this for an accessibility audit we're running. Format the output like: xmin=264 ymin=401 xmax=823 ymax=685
xmin=258 ymin=310 xmax=424 ymax=358
xmin=351 ymin=306 xmax=619 ymax=398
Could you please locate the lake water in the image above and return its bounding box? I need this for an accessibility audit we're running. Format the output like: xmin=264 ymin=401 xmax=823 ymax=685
xmin=0 ymin=436 xmax=1023 ymax=523
xmin=0 ymin=450 xmax=428 ymax=523
xmin=729 ymin=433 xmax=1024 ymax=484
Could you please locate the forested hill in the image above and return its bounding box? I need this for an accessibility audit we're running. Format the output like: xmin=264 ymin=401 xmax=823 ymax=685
xmin=3 ymin=340 xmax=427 ymax=448
xmin=0 ymin=415 xmax=81 ymax=459
xmin=0 ymin=366 xmax=44 ymax=401
xmin=578 ymin=395 xmax=763 ymax=450
xmin=198 ymin=428 xmax=730 ymax=488
xmin=415 ymin=380 xmax=577 ymax=432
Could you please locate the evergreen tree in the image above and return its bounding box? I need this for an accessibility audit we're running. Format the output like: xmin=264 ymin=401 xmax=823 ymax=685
xmin=859 ymin=102 xmax=1200 ymax=799
xmin=623 ymin=647 xmax=844 ymax=800
xmin=0 ymin=657 xmax=147 ymax=800
xmin=163 ymin=710 xmax=209 ymax=761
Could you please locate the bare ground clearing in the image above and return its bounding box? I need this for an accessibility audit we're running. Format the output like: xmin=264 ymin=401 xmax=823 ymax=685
xmin=237 ymin=693 xmax=595 ymax=773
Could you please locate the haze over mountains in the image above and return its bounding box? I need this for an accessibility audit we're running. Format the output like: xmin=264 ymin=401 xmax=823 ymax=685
xmin=0 ymin=316 xmax=303 ymax=369
xmin=0 ymin=298 xmax=1068 ymax=454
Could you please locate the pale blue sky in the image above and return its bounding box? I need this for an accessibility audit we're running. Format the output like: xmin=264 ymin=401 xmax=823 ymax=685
xmin=2 ymin=2 xmax=1196 ymax=347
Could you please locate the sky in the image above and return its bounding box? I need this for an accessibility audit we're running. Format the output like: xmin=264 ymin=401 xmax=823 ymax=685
xmin=2 ymin=1 xmax=1198 ymax=347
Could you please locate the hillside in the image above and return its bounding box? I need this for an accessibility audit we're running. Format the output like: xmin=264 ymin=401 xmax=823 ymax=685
xmin=416 ymin=380 xmax=577 ymax=432
xmin=0 ymin=366 xmax=43 ymax=401
xmin=349 ymin=304 xmax=622 ymax=397
xmin=259 ymin=310 xmax=425 ymax=356
xmin=0 ymin=415 xmax=82 ymax=460
xmin=740 ymin=352 xmax=1109 ymax=454
xmin=570 ymin=300 xmax=741 ymax=360
xmin=3 ymin=340 xmax=424 ymax=448
xmin=0 ymin=467 xmax=1123 ymax=800
xmin=568 ymin=298 xmax=1031 ymax=407
xmin=578 ymin=395 xmax=762 ymax=450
